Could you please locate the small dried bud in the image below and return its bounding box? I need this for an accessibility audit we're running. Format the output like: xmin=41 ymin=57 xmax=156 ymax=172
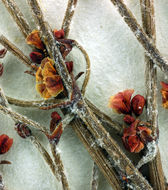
xmin=0 ymin=134 xmax=13 ymax=154
xmin=15 ymin=123 xmax=32 ymax=138
xmin=65 ymin=61 xmax=73 ymax=73
xmin=53 ymin=29 xmax=65 ymax=39
xmin=131 ymin=95 xmax=145 ymax=116
xmin=30 ymin=52 xmax=43 ymax=64
xmin=123 ymin=115 xmax=135 ymax=124
xmin=0 ymin=49 xmax=7 ymax=58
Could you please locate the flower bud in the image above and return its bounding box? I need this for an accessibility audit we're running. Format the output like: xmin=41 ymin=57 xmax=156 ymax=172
xmin=131 ymin=95 xmax=145 ymax=116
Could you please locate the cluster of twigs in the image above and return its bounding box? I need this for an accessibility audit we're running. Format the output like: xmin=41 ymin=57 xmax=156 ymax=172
xmin=0 ymin=0 xmax=167 ymax=190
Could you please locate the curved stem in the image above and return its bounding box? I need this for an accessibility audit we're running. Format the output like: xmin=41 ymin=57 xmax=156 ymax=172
xmin=73 ymin=40 xmax=91 ymax=96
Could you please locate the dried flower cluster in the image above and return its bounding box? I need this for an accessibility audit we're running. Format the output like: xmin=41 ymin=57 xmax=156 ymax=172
xmin=109 ymin=89 xmax=153 ymax=153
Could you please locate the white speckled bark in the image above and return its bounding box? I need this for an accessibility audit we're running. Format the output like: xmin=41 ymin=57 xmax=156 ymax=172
xmin=0 ymin=0 xmax=167 ymax=189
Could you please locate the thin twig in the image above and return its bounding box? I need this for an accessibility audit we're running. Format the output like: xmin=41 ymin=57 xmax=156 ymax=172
xmin=0 ymin=104 xmax=47 ymax=134
xmin=50 ymin=144 xmax=70 ymax=190
xmin=91 ymin=162 xmax=99 ymax=190
xmin=1 ymin=0 xmax=31 ymax=38
xmin=0 ymin=35 xmax=37 ymax=70
xmin=27 ymin=1 xmax=153 ymax=188
xmin=73 ymin=40 xmax=91 ymax=96
xmin=140 ymin=0 xmax=166 ymax=189
xmin=72 ymin=119 xmax=122 ymax=190
xmin=109 ymin=0 xmax=168 ymax=73
xmin=30 ymin=136 xmax=60 ymax=181
xmin=61 ymin=0 xmax=78 ymax=38
xmin=6 ymin=96 xmax=66 ymax=108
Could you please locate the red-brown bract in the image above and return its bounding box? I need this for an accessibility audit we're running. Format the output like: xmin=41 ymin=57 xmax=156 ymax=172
xmin=0 ymin=134 xmax=13 ymax=154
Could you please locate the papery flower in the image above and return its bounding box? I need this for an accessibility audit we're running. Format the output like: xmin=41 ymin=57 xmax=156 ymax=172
xmin=47 ymin=112 xmax=63 ymax=144
xmin=26 ymin=30 xmax=44 ymax=50
xmin=36 ymin=57 xmax=64 ymax=99
xmin=108 ymin=89 xmax=134 ymax=114
xmin=131 ymin=95 xmax=145 ymax=116
xmin=122 ymin=120 xmax=152 ymax=153
xmin=0 ymin=134 xmax=13 ymax=154
xmin=160 ymin=81 xmax=168 ymax=109
xmin=29 ymin=52 xmax=44 ymax=64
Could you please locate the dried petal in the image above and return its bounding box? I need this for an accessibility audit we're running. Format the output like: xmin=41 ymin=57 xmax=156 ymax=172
xmin=41 ymin=58 xmax=56 ymax=77
xmin=65 ymin=61 xmax=73 ymax=73
xmin=36 ymin=83 xmax=52 ymax=99
xmin=160 ymin=81 xmax=168 ymax=91
xmin=108 ymin=89 xmax=134 ymax=114
xmin=123 ymin=115 xmax=135 ymax=124
xmin=127 ymin=136 xmax=141 ymax=152
xmin=15 ymin=123 xmax=32 ymax=138
xmin=51 ymin=111 xmax=62 ymax=121
xmin=0 ymin=134 xmax=13 ymax=154
xmin=0 ymin=49 xmax=7 ymax=58
xmin=44 ymin=75 xmax=64 ymax=97
xmin=58 ymin=39 xmax=74 ymax=59
xmin=134 ymin=141 xmax=144 ymax=153
xmin=36 ymin=67 xmax=43 ymax=82
xmin=131 ymin=95 xmax=145 ymax=116
xmin=30 ymin=52 xmax=44 ymax=64
xmin=26 ymin=30 xmax=44 ymax=50
xmin=53 ymin=29 xmax=65 ymax=39
xmin=48 ymin=123 xmax=63 ymax=144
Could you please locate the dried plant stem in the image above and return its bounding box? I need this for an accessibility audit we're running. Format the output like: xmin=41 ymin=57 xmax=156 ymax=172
xmin=1 ymin=0 xmax=31 ymax=38
xmin=27 ymin=1 xmax=153 ymax=188
xmin=85 ymin=98 xmax=122 ymax=135
xmin=0 ymin=104 xmax=47 ymax=134
xmin=140 ymin=0 xmax=166 ymax=189
xmin=109 ymin=0 xmax=168 ymax=73
xmin=91 ymin=163 xmax=99 ymax=190
xmin=62 ymin=0 xmax=78 ymax=38
xmin=0 ymin=35 xmax=37 ymax=70
xmin=72 ymin=119 xmax=122 ymax=190
xmin=30 ymin=136 xmax=60 ymax=181
xmin=73 ymin=40 xmax=91 ymax=95
xmin=50 ymin=144 xmax=70 ymax=190
xmin=6 ymin=96 xmax=66 ymax=108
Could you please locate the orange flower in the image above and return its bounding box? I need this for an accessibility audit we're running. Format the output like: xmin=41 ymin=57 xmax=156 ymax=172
xmin=108 ymin=89 xmax=134 ymax=114
xmin=122 ymin=120 xmax=152 ymax=153
xmin=160 ymin=81 xmax=168 ymax=109
xmin=36 ymin=57 xmax=64 ymax=99
xmin=0 ymin=134 xmax=13 ymax=154
xmin=26 ymin=30 xmax=44 ymax=50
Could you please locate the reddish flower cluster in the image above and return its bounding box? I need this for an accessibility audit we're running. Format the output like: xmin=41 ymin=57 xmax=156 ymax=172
xmin=122 ymin=120 xmax=152 ymax=153
xmin=26 ymin=29 xmax=73 ymax=99
xmin=160 ymin=81 xmax=168 ymax=109
xmin=108 ymin=89 xmax=145 ymax=116
xmin=109 ymin=89 xmax=152 ymax=153
xmin=47 ymin=111 xmax=63 ymax=145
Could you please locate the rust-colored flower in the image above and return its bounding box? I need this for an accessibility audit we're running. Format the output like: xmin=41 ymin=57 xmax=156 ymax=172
xmin=122 ymin=120 xmax=152 ymax=153
xmin=108 ymin=89 xmax=134 ymax=114
xmin=26 ymin=30 xmax=44 ymax=50
xmin=29 ymin=51 xmax=44 ymax=64
xmin=36 ymin=57 xmax=64 ymax=99
xmin=0 ymin=134 xmax=13 ymax=154
xmin=160 ymin=81 xmax=168 ymax=109
xmin=131 ymin=95 xmax=145 ymax=116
